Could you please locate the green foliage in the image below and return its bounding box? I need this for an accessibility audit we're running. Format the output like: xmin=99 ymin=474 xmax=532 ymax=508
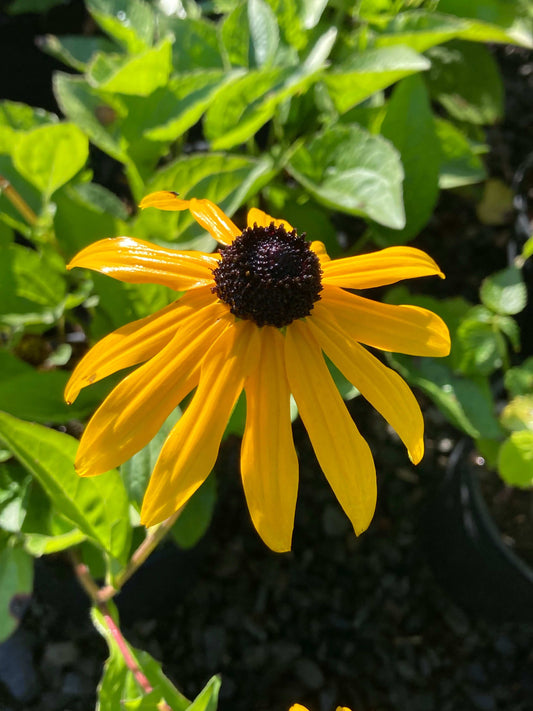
xmin=0 ymin=544 xmax=33 ymax=642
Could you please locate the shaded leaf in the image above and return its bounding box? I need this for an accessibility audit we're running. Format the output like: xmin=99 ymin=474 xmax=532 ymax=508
xmin=0 ymin=546 xmax=33 ymax=643
xmin=436 ymin=117 xmax=486 ymax=189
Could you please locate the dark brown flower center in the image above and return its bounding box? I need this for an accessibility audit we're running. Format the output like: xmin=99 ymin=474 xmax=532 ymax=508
xmin=212 ymin=222 xmax=323 ymax=328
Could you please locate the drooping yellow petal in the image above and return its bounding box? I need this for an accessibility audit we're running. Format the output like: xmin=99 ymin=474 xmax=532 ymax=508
xmin=318 ymin=285 xmax=451 ymax=357
xmin=285 ymin=319 xmax=377 ymax=536
xmin=189 ymin=198 xmax=241 ymax=246
xmin=65 ymin=287 xmax=216 ymax=404
xmin=246 ymin=207 xmax=294 ymax=232
xmin=322 ymin=245 xmax=444 ymax=289
xmin=308 ymin=313 xmax=424 ymax=464
xmin=67 ymin=237 xmax=219 ymax=291
xmin=289 ymin=706 xmax=309 ymax=711
xmin=139 ymin=191 xmax=191 ymax=211
xmin=241 ymin=327 xmax=298 ymax=553
xmin=75 ymin=303 xmax=231 ymax=476
xmin=140 ymin=319 xmax=261 ymax=527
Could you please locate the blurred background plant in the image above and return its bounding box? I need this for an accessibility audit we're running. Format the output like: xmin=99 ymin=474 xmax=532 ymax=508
xmin=0 ymin=0 xmax=532 ymax=709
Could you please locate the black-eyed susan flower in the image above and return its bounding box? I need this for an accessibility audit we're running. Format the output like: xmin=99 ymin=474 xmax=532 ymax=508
xmin=65 ymin=192 xmax=450 ymax=552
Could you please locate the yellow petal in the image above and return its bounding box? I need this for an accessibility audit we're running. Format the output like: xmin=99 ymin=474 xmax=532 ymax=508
xmin=241 ymin=327 xmax=298 ymax=553
xmin=318 ymin=285 xmax=451 ymax=357
xmin=75 ymin=303 xmax=231 ymax=476
xmin=67 ymin=236 xmax=219 ymax=291
xmin=285 ymin=320 xmax=377 ymax=536
xmin=189 ymin=198 xmax=241 ymax=246
xmin=308 ymin=313 xmax=424 ymax=464
xmin=140 ymin=319 xmax=261 ymax=527
xmin=289 ymin=706 xmax=309 ymax=711
xmin=139 ymin=191 xmax=191 ymax=211
xmin=322 ymin=245 xmax=444 ymax=289
xmin=310 ymin=240 xmax=330 ymax=263
xmin=65 ymin=286 xmax=216 ymax=404
xmin=246 ymin=207 xmax=294 ymax=232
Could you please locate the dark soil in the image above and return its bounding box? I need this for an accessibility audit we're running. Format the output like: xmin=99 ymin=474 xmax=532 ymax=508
xmin=1 ymin=6 xmax=533 ymax=711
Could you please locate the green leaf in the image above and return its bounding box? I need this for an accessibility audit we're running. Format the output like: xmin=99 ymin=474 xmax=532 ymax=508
xmin=0 ymin=349 xmax=113 ymax=424
xmin=39 ymin=34 xmax=118 ymax=72
xmin=498 ymin=431 xmax=533 ymax=488
xmin=437 ymin=0 xmax=533 ymax=47
xmin=121 ymin=408 xmax=182 ymax=507
xmin=8 ymin=0 xmax=63 ymax=12
xmin=435 ymin=117 xmax=487 ymax=189
xmin=53 ymin=182 xmax=128 ymax=256
xmin=53 ymin=73 xmax=127 ymax=163
xmin=162 ymin=16 xmax=224 ymax=73
xmin=454 ymin=316 xmax=506 ymax=376
xmin=522 ymin=235 xmax=533 ymax=261
xmin=480 ymin=265 xmax=527 ymax=315
xmin=133 ymin=152 xmax=277 ymax=249
xmin=172 ymin=476 xmax=217 ymax=550
xmin=86 ymin=0 xmax=155 ymax=54
xmin=391 ymin=354 xmax=503 ymax=440
xmin=0 ymin=244 xmax=66 ymax=326
xmin=505 ymin=357 xmax=533 ymax=398
xmin=13 ymin=123 xmax=89 ymax=199
xmin=426 ymin=41 xmax=504 ymax=125
xmin=87 ymin=40 xmax=172 ymax=96
xmin=287 ymin=123 xmax=405 ymax=229
xmin=374 ymin=74 xmax=440 ymax=244
xmin=92 ymin=602 xmax=192 ymax=711
xmin=0 ymin=545 xmax=33 ymax=643
xmin=373 ymin=10 xmax=471 ymax=52
xmin=324 ymin=45 xmax=430 ymax=114
xmin=221 ymin=3 xmax=250 ymax=67
xmin=142 ymin=70 xmax=243 ymax=142
xmin=0 ymin=100 xmax=57 ymax=154
xmin=500 ymin=395 xmax=533 ymax=433
xmin=204 ymin=62 xmax=323 ymax=150
xmin=0 ymin=412 xmax=131 ymax=564
xmin=248 ymin=0 xmax=280 ymax=67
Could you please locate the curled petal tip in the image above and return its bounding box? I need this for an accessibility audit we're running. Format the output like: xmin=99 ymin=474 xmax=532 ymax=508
xmin=139 ymin=191 xmax=190 ymax=211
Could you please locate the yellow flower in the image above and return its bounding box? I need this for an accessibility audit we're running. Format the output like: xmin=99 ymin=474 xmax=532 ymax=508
xmin=65 ymin=192 xmax=450 ymax=552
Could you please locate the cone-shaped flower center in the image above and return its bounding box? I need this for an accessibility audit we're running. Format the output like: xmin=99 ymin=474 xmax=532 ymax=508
xmin=212 ymin=222 xmax=323 ymax=328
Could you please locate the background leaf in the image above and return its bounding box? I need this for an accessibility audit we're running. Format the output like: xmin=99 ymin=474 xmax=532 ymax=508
xmin=0 ymin=545 xmax=33 ymax=643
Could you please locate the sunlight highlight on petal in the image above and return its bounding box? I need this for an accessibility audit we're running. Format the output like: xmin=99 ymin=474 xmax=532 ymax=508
xmin=65 ymin=287 xmax=216 ymax=404
xmin=319 ymin=285 xmax=451 ymax=357
xmin=67 ymin=237 xmax=219 ymax=291
xmin=285 ymin=320 xmax=377 ymax=536
xmin=75 ymin=303 xmax=231 ymax=476
xmin=309 ymin=313 xmax=424 ymax=464
xmin=242 ymin=327 xmax=298 ymax=553
xmin=322 ymin=246 xmax=444 ymax=289
xmin=189 ymin=198 xmax=241 ymax=246
xmin=139 ymin=191 xmax=191 ymax=211
xmin=140 ymin=320 xmax=261 ymax=527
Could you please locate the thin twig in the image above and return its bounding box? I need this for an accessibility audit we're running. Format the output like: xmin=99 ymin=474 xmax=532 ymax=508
xmin=0 ymin=174 xmax=38 ymax=226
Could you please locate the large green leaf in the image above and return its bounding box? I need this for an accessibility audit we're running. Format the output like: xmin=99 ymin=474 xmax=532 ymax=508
xmin=0 ymin=412 xmax=131 ymax=564
xmin=53 ymin=73 xmax=127 ymax=163
xmin=133 ymin=153 xmax=277 ymax=249
xmin=437 ymin=0 xmax=533 ymax=47
xmin=426 ymin=41 xmax=504 ymax=125
xmin=0 ymin=545 xmax=33 ymax=643
xmin=142 ymin=71 xmax=244 ymax=142
xmin=480 ymin=265 xmax=527 ymax=315
xmin=287 ymin=123 xmax=405 ymax=228
xmin=373 ymin=10 xmax=470 ymax=51
xmin=248 ymin=0 xmax=280 ymax=67
xmin=12 ymin=123 xmax=89 ymax=200
xmin=0 ymin=100 xmax=57 ymax=154
xmin=374 ymin=74 xmax=440 ymax=244
xmin=162 ymin=16 xmax=224 ymax=72
xmin=324 ymin=45 xmax=430 ymax=114
xmin=87 ymin=40 xmax=172 ymax=96
xmin=0 ymin=349 xmax=114 ymax=424
xmin=86 ymin=0 xmax=155 ymax=53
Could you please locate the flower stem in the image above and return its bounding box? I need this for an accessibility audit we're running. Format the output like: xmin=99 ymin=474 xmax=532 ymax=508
xmin=0 ymin=174 xmax=38 ymax=226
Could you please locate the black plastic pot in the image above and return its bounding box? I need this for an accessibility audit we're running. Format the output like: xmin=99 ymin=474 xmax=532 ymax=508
xmin=420 ymin=439 xmax=533 ymax=622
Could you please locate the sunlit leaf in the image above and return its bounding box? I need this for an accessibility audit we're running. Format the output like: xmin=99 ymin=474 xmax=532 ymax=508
xmin=480 ymin=265 xmax=527 ymax=315
xmin=498 ymin=431 xmax=533 ymax=488
xmin=86 ymin=0 xmax=155 ymax=54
